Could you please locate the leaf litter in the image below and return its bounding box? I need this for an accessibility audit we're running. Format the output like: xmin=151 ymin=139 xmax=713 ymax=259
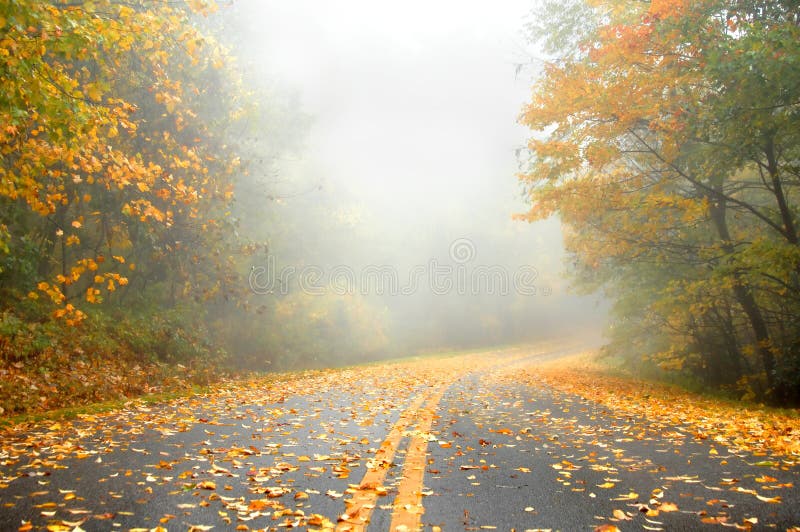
xmin=0 ymin=349 xmax=797 ymax=530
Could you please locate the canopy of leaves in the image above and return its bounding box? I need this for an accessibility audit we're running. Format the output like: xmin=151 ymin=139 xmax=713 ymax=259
xmin=520 ymin=0 xmax=800 ymax=404
xmin=0 ymin=0 xmax=246 ymax=317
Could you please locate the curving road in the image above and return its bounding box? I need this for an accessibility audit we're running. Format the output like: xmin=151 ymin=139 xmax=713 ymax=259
xmin=0 ymin=346 xmax=798 ymax=531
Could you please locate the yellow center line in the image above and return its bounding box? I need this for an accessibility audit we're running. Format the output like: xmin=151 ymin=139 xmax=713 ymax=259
xmin=336 ymin=355 xmax=500 ymax=530
xmin=336 ymin=392 xmax=430 ymax=531
xmin=388 ymin=388 xmax=446 ymax=531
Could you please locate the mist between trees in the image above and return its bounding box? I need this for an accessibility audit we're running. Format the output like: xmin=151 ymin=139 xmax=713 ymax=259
xmin=247 ymin=242 xmax=550 ymax=297
xmin=0 ymin=0 xmax=604 ymax=415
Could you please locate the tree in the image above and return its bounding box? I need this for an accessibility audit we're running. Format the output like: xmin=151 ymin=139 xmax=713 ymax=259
xmin=519 ymin=0 xmax=800 ymax=403
xmin=0 ymin=0 xmax=249 ymax=323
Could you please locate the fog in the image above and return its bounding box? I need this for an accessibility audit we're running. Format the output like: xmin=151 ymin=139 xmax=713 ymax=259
xmin=216 ymin=0 xmax=607 ymax=360
xmin=4 ymin=0 xmax=796 ymax=413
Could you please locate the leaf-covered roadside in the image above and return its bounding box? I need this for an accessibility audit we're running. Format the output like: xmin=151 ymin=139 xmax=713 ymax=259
xmin=407 ymin=350 xmax=800 ymax=530
xmin=0 ymin=305 xmax=224 ymax=418
xmin=528 ymin=352 xmax=800 ymax=460
xmin=1 ymin=347 xmax=798 ymax=530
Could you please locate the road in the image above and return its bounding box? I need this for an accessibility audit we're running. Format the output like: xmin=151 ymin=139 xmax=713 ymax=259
xmin=0 ymin=346 xmax=798 ymax=531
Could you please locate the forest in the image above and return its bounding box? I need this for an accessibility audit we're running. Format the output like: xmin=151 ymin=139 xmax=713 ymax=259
xmin=1 ymin=0 xmax=799 ymax=418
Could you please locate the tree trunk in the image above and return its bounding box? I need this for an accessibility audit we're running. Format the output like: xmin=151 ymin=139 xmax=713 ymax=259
xmin=708 ymin=195 xmax=776 ymax=390
xmin=764 ymin=137 xmax=798 ymax=246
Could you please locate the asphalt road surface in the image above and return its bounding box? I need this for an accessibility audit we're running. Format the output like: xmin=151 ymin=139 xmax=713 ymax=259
xmin=1 ymin=346 xmax=798 ymax=531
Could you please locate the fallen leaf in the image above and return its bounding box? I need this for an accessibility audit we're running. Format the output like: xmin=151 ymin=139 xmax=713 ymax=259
xmin=594 ymin=525 xmax=621 ymax=532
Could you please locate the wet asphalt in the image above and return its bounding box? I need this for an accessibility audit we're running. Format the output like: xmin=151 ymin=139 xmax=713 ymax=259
xmin=0 ymin=349 xmax=797 ymax=531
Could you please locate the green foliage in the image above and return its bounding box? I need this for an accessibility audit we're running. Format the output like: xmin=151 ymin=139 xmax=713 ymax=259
xmin=0 ymin=309 xmax=57 ymax=362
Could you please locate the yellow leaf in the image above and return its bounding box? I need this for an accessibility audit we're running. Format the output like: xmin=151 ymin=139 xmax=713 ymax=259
xmin=86 ymin=83 xmax=103 ymax=102
xmin=659 ymin=502 xmax=679 ymax=512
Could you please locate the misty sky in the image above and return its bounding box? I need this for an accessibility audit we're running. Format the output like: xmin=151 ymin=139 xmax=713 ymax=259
xmin=227 ymin=0 xmax=537 ymax=213
xmin=219 ymin=0 xmax=607 ymax=340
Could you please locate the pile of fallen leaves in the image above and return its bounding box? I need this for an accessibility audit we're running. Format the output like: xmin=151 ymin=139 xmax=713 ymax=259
xmin=0 ymin=350 xmax=216 ymax=418
xmin=0 ymin=303 xmax=227 ymax=418
xmin=524 ymin=353 xmax=800 ymax=459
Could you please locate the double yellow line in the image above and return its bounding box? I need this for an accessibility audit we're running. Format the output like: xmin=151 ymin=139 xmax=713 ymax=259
xmin=335 ymin=349 xmax=531 ymax=530
xmin=335 ymin=385 xmax=449 ymax=531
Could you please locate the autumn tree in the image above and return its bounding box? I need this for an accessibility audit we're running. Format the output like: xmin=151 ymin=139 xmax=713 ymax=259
xmin=0 ymin=0 xmax=255 ymax=322
xmin=0 ymin=0 xmax=290 ymax=409
xmin=520 ymin=0 xmax=800 ymax=403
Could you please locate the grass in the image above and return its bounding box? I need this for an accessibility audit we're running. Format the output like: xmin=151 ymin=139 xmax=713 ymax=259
xmin=0 ymin=385 xmax=211 ymax=429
